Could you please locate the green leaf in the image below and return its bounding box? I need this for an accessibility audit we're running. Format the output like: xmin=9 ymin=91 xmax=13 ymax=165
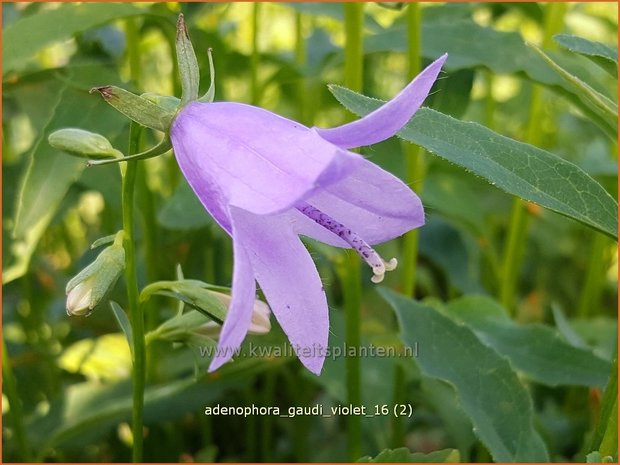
xmin=380 ymin=289 xmax=549 ymax=462
xmin=554 ymin=34 xmax=618 ymax=77
xmin=109 ymin=301 xmax=133 ymax=353
xmin=529 ymin=44 xmax=617 ymax=133
xmin=2 ymin=3 xmax=144 ymax=75
xmin=5 ymin=67 xmax=127 ymax=284
xmin=365 ymin=19 xmax=615 ymax=137
xmin=358 ymin=447 xmax=459 ymax=463
xmin=444 ymin=296 xmax=612 ymax=387
xmin=328 ymin=86 xmax=618 ymax=239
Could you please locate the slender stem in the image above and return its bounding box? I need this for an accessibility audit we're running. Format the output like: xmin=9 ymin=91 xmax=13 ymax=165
xmin=499 ymin=3 xmax=567 ymax=313
xmin=250 ymin=3 xmax=260 ymax=105
xmin=590 ymin=354 xmax=618 ymax=455
xmin=392 ymin=3 xmax=423 ymax=448
xmin=484 ymin=70 xmax=496 ymax=131
xmin=578 ymin=233 xmax=609 ymax=317
xmin=343 ymin=4 xmax=364 ymax=460
xmin=137 ymin=161 xmax=161 ymax=380
xmin=125 ymin=123 xmax=146 ymax=462
xmin=295 ymin=11 xmax=308 ymax=124
xmin=125 ymin=18 xmax=141 ymax=86
xmin=399 ymin=3 xmax=423 ymax=299
xmin=2 ymin=338 xmax=32 ymax=461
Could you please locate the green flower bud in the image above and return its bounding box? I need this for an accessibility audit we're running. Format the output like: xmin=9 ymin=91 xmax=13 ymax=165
xmin=207 ymin=291 xmax=271 ymax=335
xmin=66 ymin=232 xmax=125 ymax=316
xmin=48 ymin=128 xmax=123 ymax=160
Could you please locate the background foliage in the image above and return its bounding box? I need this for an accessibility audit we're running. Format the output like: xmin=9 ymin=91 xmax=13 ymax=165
xmin=2 ymin=2 xmax=618 ymax=463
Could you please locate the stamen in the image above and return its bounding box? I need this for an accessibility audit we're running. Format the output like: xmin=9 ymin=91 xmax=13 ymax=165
xmin=297 ymin=203 xmax=398 ymax=284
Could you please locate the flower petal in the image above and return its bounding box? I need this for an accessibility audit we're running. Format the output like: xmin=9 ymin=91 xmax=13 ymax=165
xmin=294 ymin=157 xmax=424 ymax=246
xmin=231 ymin=207 xmax=329 ymax=375
xmin=315 ymin=54 xmax=447 ymax=149
xmin=208 ymin=224 xmax=256 ymax=372
xmin=171 ymin=102 xmax=362 ymax=216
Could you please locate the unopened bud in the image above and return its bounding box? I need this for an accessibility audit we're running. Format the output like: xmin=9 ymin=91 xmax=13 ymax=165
xmin=49 ymin=128 xmax=123 ymax=160
xmin=209 ymin=291 xmax=272 ymax=335
xmin=66 ymin=232 xmax=125 ymax=316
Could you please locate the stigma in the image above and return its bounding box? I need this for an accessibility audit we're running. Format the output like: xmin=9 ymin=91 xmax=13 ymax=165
xmin=297 ymin=203 xmax=398 ymax=283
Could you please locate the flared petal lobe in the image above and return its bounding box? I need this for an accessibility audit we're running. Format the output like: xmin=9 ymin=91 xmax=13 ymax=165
xmin=231 ymin=207 xmax=329 ymax=375
xmin=208 ymin=224 xmax=257 ymax=372
xmin=171 ymin=102 xmax=363 ymax=219
xmin=292 ymin=157 xmax=424 ymax=247
xmin=315 ymin=53 xmax=447 ymax=149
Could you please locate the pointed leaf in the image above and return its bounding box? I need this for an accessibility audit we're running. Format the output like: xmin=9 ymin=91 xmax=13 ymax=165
xmin=554 ymin=34 xmax=618 ymax=77
xmin=444 ymin=296 xmax=612 ymax=387
xmin=529 ymin=44 xmax=617 ymax=130
xmin=380 ymin=289 xmax=549 ymax=462
xmin=358 ymin=448 xmax=459 ymax=463
xmin=329 ymin=86 xmax=618 ymax=239
xmin=109 ymin=302 xmax=133 ymax=353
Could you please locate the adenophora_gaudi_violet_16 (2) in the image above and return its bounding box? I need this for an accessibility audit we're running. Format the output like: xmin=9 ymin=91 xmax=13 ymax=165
xmin=79 ymin=15 xmax=448 ymax=375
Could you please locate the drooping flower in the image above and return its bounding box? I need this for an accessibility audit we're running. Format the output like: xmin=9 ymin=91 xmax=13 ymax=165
xmin=170 ymin=54 xmax=447 ymax=374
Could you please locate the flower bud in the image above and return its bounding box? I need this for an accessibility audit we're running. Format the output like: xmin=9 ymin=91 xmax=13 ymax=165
xmin=209 ymin=291 xmax=272 ymax=335
xmin=147 ymin=289 xmax=271 ymax=344
xmin=48 ymin=128 xmax=123 ymax=160
xmin=66 ymin=232 xmax=125 ymax=316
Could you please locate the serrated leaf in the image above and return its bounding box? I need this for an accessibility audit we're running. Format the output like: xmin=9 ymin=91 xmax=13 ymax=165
xmin=358 ymin=447 xmax=459 ymax=463
xmin=554 ymin=34 xmax=618 ymax=77
xmin=444 ymin=296 xmax=611 ymax=387
xmin=2 ymin=3 xmax=144 ymax=74
xmin=380 ymin=289 xmax=549 ymax=462
xmin=328 ymin=86 xmax=618 ymax=239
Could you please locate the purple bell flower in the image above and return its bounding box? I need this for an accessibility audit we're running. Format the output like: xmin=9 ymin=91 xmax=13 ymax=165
xmin=170 ymin=54 xmax=447 ymax=374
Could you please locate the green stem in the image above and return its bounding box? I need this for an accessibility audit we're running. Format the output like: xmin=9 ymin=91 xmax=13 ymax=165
xmin=125 ymin=122 xmax=146 ymax=462
xmin=398 ymin=1 xmax=422 ymax=299
xmin=2 ymin=338 xmax=32 ymax=461
xmin=343 ymin=3 xmax=364 ymax=460
xmin=295 ymin=11 xmax=308 ymax=124
xmin=499 ymin=3 xmax=567 ymax=313
xmin=578 ymin=233 xmax=609 ymax=317
xmin=393 ymin=3 xmax=422 ymax=448
xmin=250 ymin=3 xmax=260 ymax=105
xmin=590 ymin=354 xmax=618 ymax=455
xmin=137 ymin=161 xmax=161 ymax=380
